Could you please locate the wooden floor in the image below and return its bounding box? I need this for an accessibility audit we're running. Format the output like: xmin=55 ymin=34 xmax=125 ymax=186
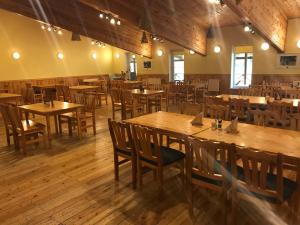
xmin=0 ymin=101 xmax=297 ymax=225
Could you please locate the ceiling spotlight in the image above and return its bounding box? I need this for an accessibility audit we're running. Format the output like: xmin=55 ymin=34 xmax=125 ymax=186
xmin=261 ymin=42 xmax=270 ymax=51
xmin=12 ymin=51 xmax=21 ymax=60
xmin=105 ymin=15 xmax=109 ymax=20
xmin=189 ymin=50 xmax=195 ymax=55
xmin=117 ymin=20 xmax=121 ymax=26
xmin=102 ymin=44 xmax=106 ymax=48
xmin=41 ymin=25 xmax=46 ymax=30
xmin=214 ymin=45 xmax=221 ymax=53
xmin=116 ymin=53 xmax=120 ymax=59
xmin=110 ymin=18 xmax=116 ymax=25
xmin=47 ymin=26 xmax=52 ymax=32
xmin=57 ymin=30 xmax=62 ymax=35
xmin=99 ymin=13 xmax=104 ymax=19
xmin=57 ymin=52 xmax=64 ymax=60
xmin=91 ymin=40 xmax=95 ymax=45
xmin=244 ymin=25 xmax=251 ymax=32
xmin=157 ymin=49 xmax=163 ymax=57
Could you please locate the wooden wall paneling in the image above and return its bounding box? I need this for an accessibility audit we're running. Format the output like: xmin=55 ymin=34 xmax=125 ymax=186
xmin=224 ymin=0 xmax=288 ymax=52
xmin=0 ymin=0 xmax=152 ymax=57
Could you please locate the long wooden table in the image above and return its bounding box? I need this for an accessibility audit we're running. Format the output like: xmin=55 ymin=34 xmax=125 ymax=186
xmin=193 ymin=120 xmax=300 ymax=158
xmin=125 ymin=111 xmax=212 ymax=137
xmin=217 ymin=94 xmax=300 ymax=107
xmin=18 ymin=101 xmax=83 ymax=148
xmin=0 ymin=93 xmax=22 ymax=105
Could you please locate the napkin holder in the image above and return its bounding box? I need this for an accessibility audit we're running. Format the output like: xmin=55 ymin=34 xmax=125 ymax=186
xmin=191 ymin=113 xmax=203 ymax=126
xmin=225 ymin=117 xmax=239 ymax=134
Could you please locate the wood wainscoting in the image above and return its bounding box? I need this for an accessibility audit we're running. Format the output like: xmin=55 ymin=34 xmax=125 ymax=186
xmin=0 ymin=74 xmax=109 ymax=94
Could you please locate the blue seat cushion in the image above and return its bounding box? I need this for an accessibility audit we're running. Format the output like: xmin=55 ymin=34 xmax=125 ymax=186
xmin=237 ymin=166 xmax=297 ymax=202
xmin=141 ymin=146 xmax=185 ymax=166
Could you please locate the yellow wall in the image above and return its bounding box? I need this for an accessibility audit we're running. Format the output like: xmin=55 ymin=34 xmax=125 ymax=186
xmin=0 ymin=9 xmax=113 ymax=81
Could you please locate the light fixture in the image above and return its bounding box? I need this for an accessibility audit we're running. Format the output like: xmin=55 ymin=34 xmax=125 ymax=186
xmin=214 ymin=45 xmax=221 ymax=53
xmin=141 ymin=31 xmax=148 ymax=44
xmin=41 ymin=25 xmax=46 ymax=30
xmin=47 ymin=27 xmax=52 ymax=32
xmin=57 ymin=52 xmax=64 ymax=60
xmin=57 ymin=30 xmax=62 ymax=35
xmin=91 ymin=40 xmax=95 ymax=45
xmin=189 ymin=50 xmax=195 ymax=55
xmin=116 ymin=53 xmax=120 ymax=59
xmin=132 ymin=55 xmax=136 ymax=59
xmin=157 ymin=49 xmax=163 ymax=57
xmin=71 ymin=33 xmax=81 ymax=41
xmin=99 ymin=11 xmax=121 ymax=26
xmin=261 ymin=42 xmax=270 ymax=51
xmin=12 ymin=51 xmax=21 ymax=60
xmin=92 ymin=53 xmax=97 ymax=60
xmin=297 ymin=40 xmax=300 ymax=48
xmin=244 ymin=25 xmax=251 ymax=32
xmin=151 ymin=34 xmax=164 ymax=42
xmin=110 ymin=18 xmax=116 ymax=25
xmin=41 ymin=23 xmax=62 ymax=36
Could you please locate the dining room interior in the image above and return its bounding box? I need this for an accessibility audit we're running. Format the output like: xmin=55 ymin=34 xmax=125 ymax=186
xmin=1 ymin=0 xmax=300 ymax=225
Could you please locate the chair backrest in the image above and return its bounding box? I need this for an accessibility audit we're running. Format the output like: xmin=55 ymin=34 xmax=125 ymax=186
xmin=108 ymin=119 xmax=134 ymax=154
xmin=110 ymin=88 xmax=122 ymax=104
xmin=62 ymin=85 xmax=71 ymax=101
xmin=229 ymin=98 xmax=249 ymax=117
xmin=180 ymin=102 xmax=203 ymax=115
xmin=185 ymin=138 xmax=234 ymax=189
xmin=267 ymin=101 xmax=293 ymax=118
xmin=132 ymin=125 xmax=162 ymax=165
xmin=84 ymin=94 xmax=96 ymax=113
xmin=7 ymin=105 xmax=24 ymax=133
xmin=233 ymin=147 xmax=283 ymax=202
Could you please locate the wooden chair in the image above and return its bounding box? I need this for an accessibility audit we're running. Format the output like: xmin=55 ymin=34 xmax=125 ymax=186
xmin=229 ymin=98 xmax=249 ymax=121
xmin=132 ymin=125 xmax=185 ymax=189
xmin=180 ymin=102 xmax=203 ymax=115
xmin=59 ymin=94 xmax=96 ymax=136
xmin=86 ymin=80 xmax=108 ymax=107
xmin=32 ymin=86 xmax=43 ymax=103
xmin=207 ymin=104 xmax=230 ymax=120
xmin=0 ymin=103 xmax=17 ymax=147
xmin=108 ymin=119 xmax=137 ymax=189
xmin=265 ymin=102 xmax=293 ymax=128
xmin=110 ymin=88 xmax=122 ymax=120
xmin=185 ymin=138 xmax=234 ymax=221
xmin=248 ymin=109 xmax=265 ymax=126
xmin=230 ymin=147 xmax=300 ymax=225
xmin=7 ymin=105 xmax=46 ymax=154
xmin=121 ymin=90 xmax=144 ymax=120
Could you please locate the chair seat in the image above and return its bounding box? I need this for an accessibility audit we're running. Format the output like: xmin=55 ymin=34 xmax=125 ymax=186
xmin=60 ymin=112 xmax=92 ymax=119
xmin=237 ymin=166 xmax=297 ymax=202
xmin=116 ymin=148 xmax=132 ymax=156
xmin=142 ymin=146 xmax=185 ymax=166
xmin=21 ymin=120 xmax=45 ymax=133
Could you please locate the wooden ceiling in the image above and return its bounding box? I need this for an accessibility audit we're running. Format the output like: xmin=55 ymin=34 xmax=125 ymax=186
xmin=0 ymin=0 xmax=300 ymax=56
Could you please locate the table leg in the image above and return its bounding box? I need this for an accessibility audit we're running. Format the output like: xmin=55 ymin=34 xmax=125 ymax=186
xmin=46 ymin=115 xmax=52 ymax=148
xmin=146 ymin=96 xmax=150 ymax=113
xmin=54 ymin=115 xmax=59 ymax=134
xmin=76 ymin=108 xmax=82 ymax=139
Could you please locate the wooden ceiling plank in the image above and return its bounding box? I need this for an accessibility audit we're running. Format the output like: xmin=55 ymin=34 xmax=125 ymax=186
xmin=0 ymin=0 xmax=152 ymax=57
xmin=224 ymin=0 xmax=288 ymax=52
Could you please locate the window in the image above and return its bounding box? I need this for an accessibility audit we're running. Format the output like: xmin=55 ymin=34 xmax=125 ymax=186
xmin=231 ymin=47 xmax=253 ymax=88
xmin=171 ymin=53 xmax=184 ymax=81
xmin=129 ymin=57 xmax=137 ymax=80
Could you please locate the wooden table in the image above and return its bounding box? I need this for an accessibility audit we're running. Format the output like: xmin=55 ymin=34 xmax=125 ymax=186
xmin=18 ymin=101 xmax=83 ymax=148
xmin=124 ymin=81 xmax=143 ymax=89
xmin=193 ymin=120 xmax=300 ymax=158
xmin=0 ymin=93 xmax=22 ymax=105
xmin=69 ymin=85 xmax=99 ymax=93
xmin=131 ymin=89 xmax=164 ymax=113
xmin=217 ymin=94 xmax=300 ymax=107
xmin=125 ymin=111 xmax=212 ymax=137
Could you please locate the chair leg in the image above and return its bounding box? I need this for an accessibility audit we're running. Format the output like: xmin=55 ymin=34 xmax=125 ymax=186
xmin=67 ymin=118 xmax=73 ymax=136
xmin=157 ymin=166 xmax=164 ymax=189
xmin=6 ymin=129 xmax=10 ymax=146
xmin=92 ymin=115 xmax=96 ymax=135
xmin=137 ymin=160 xmax=143 ymax=189
xmin=114 ymin=152 xmax=119 ymax=181
xmin=21 ymin=136 xmax=26 ymax=154
xmin=112 ymin=106 xmax=115 ymax=120
xmin=58 ymin=116 xmax=62 ymax=134
xmin=131 ymin=157 xmax=137 ymax=189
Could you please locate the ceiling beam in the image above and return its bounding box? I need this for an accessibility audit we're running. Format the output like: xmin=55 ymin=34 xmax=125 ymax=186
xmin=0 ymin=0 xmax=152 ymax=57
xmin=80 ymin=0 xmax=208 ymax=55
xmin=224 ymin=0 xmax=288 ymax=52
